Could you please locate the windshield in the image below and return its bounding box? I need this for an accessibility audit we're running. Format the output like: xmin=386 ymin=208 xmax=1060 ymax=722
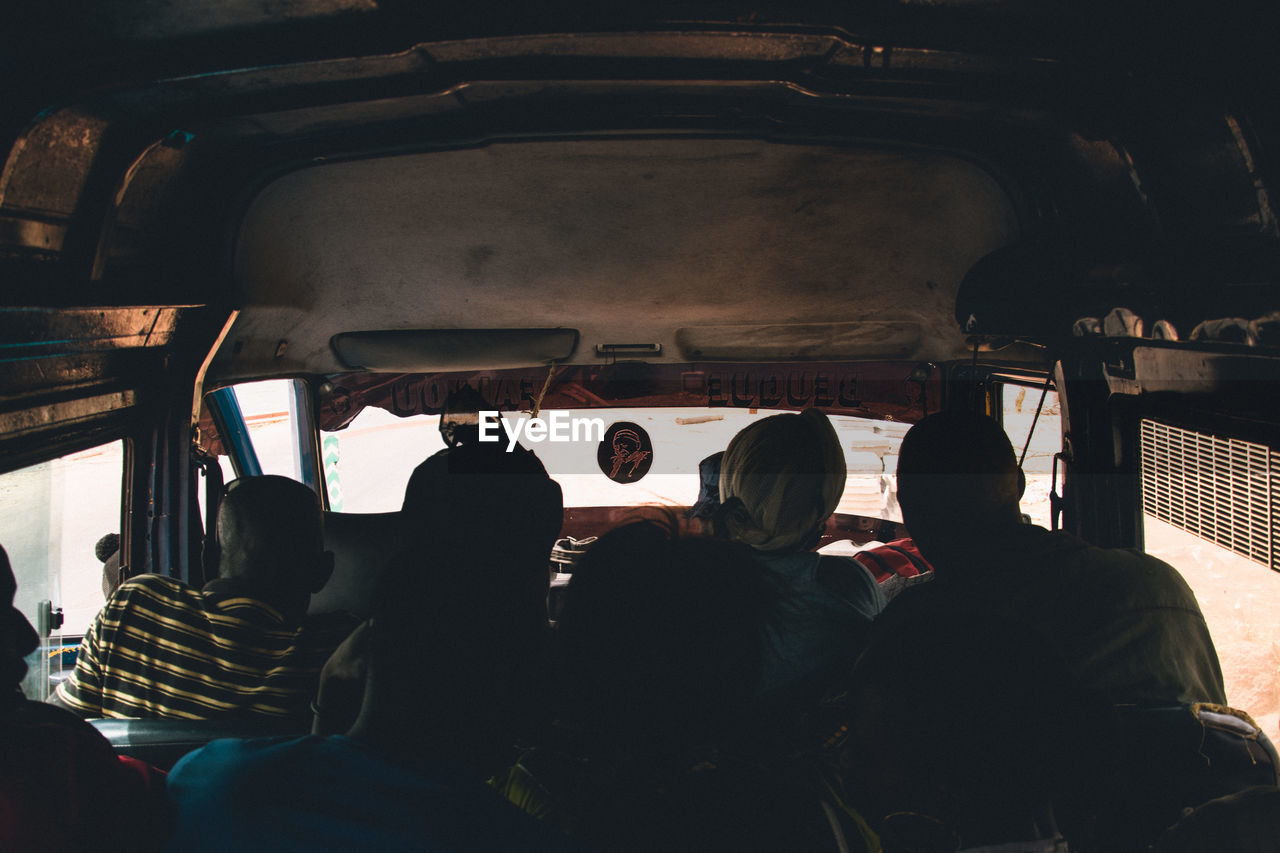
xmin=319 ymin=405 xmax=910 ymax=518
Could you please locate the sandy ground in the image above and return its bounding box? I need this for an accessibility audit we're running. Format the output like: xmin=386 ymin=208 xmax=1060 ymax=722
xmin=5 ymin=382 xmax=1276 ymax=740
xmin=1144 ymin=517 xmax=1280 ymax=737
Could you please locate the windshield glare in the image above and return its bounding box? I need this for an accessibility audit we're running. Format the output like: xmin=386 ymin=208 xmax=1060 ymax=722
xmin=318 ymin=405 xmax=909 ymax=518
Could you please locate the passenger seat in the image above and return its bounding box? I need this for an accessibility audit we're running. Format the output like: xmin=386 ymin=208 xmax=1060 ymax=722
xmin=309 ymin=510 xmax=411 ymax=618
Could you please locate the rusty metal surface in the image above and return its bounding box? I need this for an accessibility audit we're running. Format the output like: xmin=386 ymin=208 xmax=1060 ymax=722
xmin=0 ymin=216 xmax=66 ymax=255
xmin=0 ymin=111 xmax=107 ymax=220
xmin=0 ymin=304 xmax=219 ymax=451
xmin=0 ymin=305 xmax=189 ymax=362
xmin=0 ymin=389 xmax=136 ymax=438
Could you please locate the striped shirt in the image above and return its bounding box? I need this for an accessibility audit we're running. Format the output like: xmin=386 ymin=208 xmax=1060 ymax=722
xmin=55 ymin=575 xmax=354 ymax=722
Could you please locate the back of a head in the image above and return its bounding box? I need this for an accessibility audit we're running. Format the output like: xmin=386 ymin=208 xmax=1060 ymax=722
xmin=94 ymin=533 xmax=121 ymax=564
xmin=438 ymin=385 xmax=489 ymax=447
xmin=401 ymin=443 xmax=563 ymax=626
xmin=895 ymin=410 xmax=1023 ymax=543
xmin=402 ymin=441 xmax=562 ymax=557
xmin=557 ymin=520 xmax=772 ymax=749
xmin=718 ymin=409 xmax=846 ymax=553
xmin=215 ymin=475 xmax=324 ymax=585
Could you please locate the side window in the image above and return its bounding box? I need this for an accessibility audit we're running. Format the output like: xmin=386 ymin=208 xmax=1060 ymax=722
xmin=999 ymin=382 xmax=1061 ymax=529
xmin=0 ymin=440 xmax=124 ymax=700
xmin=197 ymin=378 xmax=316 ymax=532
xmin=223 ymin=378 xmax=307 ymax=482
xmin=1139 ymin=420 xmax=1280 ymax=737
xmin=319 ymin=407 xmax=443 ymax=513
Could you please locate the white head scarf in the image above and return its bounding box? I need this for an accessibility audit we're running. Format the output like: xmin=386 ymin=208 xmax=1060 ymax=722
xmin=718 ymin=408 xmax=847 ymax=553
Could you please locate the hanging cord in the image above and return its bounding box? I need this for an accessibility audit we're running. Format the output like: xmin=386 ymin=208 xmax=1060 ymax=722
xmin=529 ymin=363 xmax=559 ymax=419
xmin=1018 ymin=372 xmax=1055 ymax=470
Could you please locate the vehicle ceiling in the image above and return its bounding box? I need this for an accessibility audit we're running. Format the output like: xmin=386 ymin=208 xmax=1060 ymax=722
xmin=233 ymin=139 xmax=1018 ymax=373
xmin=1 ymin=2 xmax=1278 ymax=458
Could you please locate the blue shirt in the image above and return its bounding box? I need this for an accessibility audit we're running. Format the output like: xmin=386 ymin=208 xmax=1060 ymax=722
xmin=166 ymin=735 xmax=585 ymax=853
xmin=758 ymin=552 xmax=887 ymax=694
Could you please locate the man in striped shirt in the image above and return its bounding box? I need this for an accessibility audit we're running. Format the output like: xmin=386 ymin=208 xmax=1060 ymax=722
xmin=52 ymin=475 xmax=350 ymax=723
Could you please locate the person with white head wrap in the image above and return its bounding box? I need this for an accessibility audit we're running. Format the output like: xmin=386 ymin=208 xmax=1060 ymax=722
xmin=719 ymin=409 xmax=848 ymax=554
xmin=717 ymin=409 xmax=885 ymax=697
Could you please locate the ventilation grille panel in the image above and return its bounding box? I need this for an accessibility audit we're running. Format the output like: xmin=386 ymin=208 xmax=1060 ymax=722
xmin=1140 ymin=420 xmax=1278 ymax=571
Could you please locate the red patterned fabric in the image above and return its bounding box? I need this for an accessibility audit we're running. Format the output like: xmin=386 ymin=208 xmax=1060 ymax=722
xmin=852 ymin=538 xmax=931 ymax=581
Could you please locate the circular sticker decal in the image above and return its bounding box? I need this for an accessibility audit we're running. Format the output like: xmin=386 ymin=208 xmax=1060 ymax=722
xmin=598 ymin=422 xmax=654 ymax=484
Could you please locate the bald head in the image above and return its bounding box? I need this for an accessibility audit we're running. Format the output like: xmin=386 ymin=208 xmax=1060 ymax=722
xmin=401 ymin=440 xmax=563 ymax=637
xmin=212 ymin=476 xmax=332 ymax=617
xmin=896 ymin=411 xmax=1025 ymax=565
xmin=402 ymin=440 xmax=563 ymax=563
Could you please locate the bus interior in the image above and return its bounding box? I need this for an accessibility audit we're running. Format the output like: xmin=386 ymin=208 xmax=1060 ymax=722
xmin=2 ymin=1 xmax=1279 ymax=846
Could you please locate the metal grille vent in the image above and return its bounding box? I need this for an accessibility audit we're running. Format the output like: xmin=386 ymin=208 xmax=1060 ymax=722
xmin=1140 ymin=420 xmax=1277 ymax=571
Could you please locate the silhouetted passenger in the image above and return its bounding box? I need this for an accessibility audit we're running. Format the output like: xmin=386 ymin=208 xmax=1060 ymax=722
xmin=53 ymin=476 xmax=350 ymax=722
xmin=888 ymin=411 xmax=1240 ymax=852
xmin=164 ymin=533 xmax=584 ymax=852
xmin=891 ymin=410 xmax=1225 ymax=707
xmin=1 ymin=544 xmax=169 ymax=853
xmin=399 ymin=440 xmax=564 ymax=742
xmin=839 ymin=613 xmax=1092 ymax=853
xmin=402 ymin=439 xmax=562 ymax=626
xmin=498 ymin=520 xmax=847 ymax=852
xmin=717 ymin=409 xmax=885 ymax=695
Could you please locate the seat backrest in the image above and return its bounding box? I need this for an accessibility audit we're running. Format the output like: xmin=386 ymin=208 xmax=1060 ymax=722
xmin=309 ymin=510 xmax=411 ymax=618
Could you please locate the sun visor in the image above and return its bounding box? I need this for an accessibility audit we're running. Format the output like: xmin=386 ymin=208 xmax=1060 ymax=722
xmin=330 ymin=328 xmax=579 ymax=372
xmin=675 ymin=322 xmax=922 ymax=361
